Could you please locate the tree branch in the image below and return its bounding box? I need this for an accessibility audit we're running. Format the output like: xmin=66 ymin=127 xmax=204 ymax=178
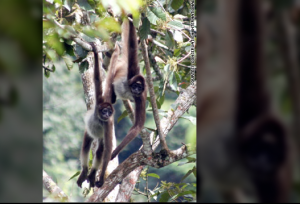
xmin=87 ymin=84 xmax=196 ymax=202
xmin=87 ymin=145 xmax=191 ymax=202
xmin=141 ymin=40 xmax=169 ymax=151
xmin=43 ymin=170 xmax=69 ymax=202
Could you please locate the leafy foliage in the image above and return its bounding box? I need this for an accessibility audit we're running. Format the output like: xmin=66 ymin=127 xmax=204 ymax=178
xmin=43 ymin=0 xmax=196 ymax=202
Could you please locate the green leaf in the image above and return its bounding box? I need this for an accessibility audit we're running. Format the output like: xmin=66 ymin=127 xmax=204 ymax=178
xmin=147 ymin=173 xmax=160 ymax=179
xmin=147 ymin=7 xmax=159 ymax=25
xmin=44 ymin=68 xmax=50 ymax=78
xmin=158 ymin=93 xmax=165 ymax=106
xmin=168 ymin=20 xmax=184 ymax=30
xmin=68 ymin=171 xmax=80 ymax=181
xmin=64 ymin=42 xmax=75 ymax=57
xmin=169 ymin=190 xmax=196 ymax=201
xmin=139 ymin=17 xmax=151 ymax=40
xmin=51 ymin=64 xmax=56 ymax=72
xmin=180 ymin=115 xmax=196 ymax=125
xmin=149 ymin=6 xmax=166 ymax=21
xmin=79 ymin=60 xmax=88 ymax=73
xmin=144 ymin=126 xmax=157 ymax=132
xmin=159 ymin=191 xmax=171 ymax=202
xmin=88 ymin=149 xmax=93 ymax=166
xmin=62 ymin=55 xmax=74 ymax=70
xmin=117 ymin=110 xmax=129 ymax=123
xmin=165 ymin=31 xmax=175 ymax=49
xmin=153 ymin=39 xmax=168 ymax=49
xmin=174 ymin=48 xmax=181 ymax=57
xmin=95 ymin=17 xmax=121 ymax=33
xmin=75 ymin=43 xmax=88 ymax=59
xmin=169 ymin=71 xmax=178 ymax=91
xmin=156 ymin=98 xmax=161 ymax=109
xmin=180 ymin=169 xmax=193 ymax=182
xmin=87 ymin=0 xmax=96 ymax=8
xmin=171 ymin=0 xmax=184 ymax=10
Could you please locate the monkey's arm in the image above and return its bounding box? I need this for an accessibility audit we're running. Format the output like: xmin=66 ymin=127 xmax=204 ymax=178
xmin=111 ymin=93 xmax=146 ymax=160
xmin=77 ymin=131 xmax=93 ymax=188
xmin=90 ymin=42 xmax=105 ymax=105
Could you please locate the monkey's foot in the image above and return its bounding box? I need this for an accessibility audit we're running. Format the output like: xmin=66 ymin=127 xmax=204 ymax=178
xmin=95 ymin=179 xmax=104 ymax=188
xmin=87 ymin=169 xmax=96 ymax=188
xmin=77 ymin=167 xmax=88 ymax=188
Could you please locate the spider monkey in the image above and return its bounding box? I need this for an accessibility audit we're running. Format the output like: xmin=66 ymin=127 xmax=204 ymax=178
xmin=236 ymin=0 xmax=291 ymax=202
xmin=76 ymin=43 xmax=120 ymax=189
xmin=107 ymin=16 xmax=147 ymax=160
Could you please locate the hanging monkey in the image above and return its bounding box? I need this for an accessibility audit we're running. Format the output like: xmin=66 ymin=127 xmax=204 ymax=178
xmin=77 ymin=43 xmax=120 ymax=188
xmin=106 ymin=16 xmax=147 ymax=160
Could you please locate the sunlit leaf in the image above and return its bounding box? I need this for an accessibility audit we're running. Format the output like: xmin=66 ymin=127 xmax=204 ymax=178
xmin=153 ymin=39 xmax=169 ymax=49
xmin=68 ymin=171 xmax=80 ymax=181
xmin=173 ymin=30 xmax=183 ymax=43
xmin=95 ymin=17 xmax=121 ymax=33
xmin=147 ymin=173 xmax=160 ymax=179
xmin=117 ymin=110 xmax=129 ymax=123
xmin=168 ymin=20 xmax=184 ymax=30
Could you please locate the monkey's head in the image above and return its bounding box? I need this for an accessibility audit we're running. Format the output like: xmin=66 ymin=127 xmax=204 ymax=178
xmin=129 ymin=75 xmax=145 ymax=97
xmin=97 ymin=102 xmax=114 ymax=121
xmin=239 ymin=115 xmax=287 ymax=178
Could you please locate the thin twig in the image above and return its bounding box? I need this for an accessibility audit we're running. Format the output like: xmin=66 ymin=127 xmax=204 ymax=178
xmin=141 ymin=39 xmax=169 ymax=151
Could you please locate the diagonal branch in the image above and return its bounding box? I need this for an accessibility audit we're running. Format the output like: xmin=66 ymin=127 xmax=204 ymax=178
xmin=87 ymin=84 xmax=196 ymax=202
xmin=43 ymin=170 xmax=69 ymax=202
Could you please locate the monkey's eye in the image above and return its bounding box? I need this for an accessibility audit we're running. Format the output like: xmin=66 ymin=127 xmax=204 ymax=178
xmin=102 ymin=108 xmax=108 ymax=114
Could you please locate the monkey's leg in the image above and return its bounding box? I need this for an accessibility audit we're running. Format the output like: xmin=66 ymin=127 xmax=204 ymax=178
xmin=88 ymin=138 xmax=104 ymax=188
xmin=77 ymin=131 xmax=93 ymax=188
xmin=95 ymin=136 xmax=113 ymax=188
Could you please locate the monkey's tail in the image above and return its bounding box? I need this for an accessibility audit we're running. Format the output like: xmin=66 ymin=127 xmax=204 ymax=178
xmin=104 ymin=44 xmax=120 ymax=103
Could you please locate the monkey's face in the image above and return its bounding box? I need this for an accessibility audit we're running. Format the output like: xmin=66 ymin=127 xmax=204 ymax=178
xmin=242 ymin=133 xmax=285 ymax=178
xmin=98 ymin=104 xmax=113 ymax=121
xmin=130 ymin=81 xmax=144 ymax=96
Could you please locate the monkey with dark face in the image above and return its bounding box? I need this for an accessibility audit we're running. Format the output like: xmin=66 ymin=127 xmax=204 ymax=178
xmin=236 ymin=0 xmax=291 ymax=202
xmin=239 ymin=114 xmax=289 ymax=202
xmin=77 ymin=43 xmax=120 ymax=189
xmin=106 ymin=16 xmax=147 ymax=160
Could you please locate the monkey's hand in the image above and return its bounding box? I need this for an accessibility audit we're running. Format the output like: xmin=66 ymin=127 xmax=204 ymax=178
xmin=95 ymin=180 xmax=104 ymax=188
xmin=110 ymin=149 xmax=118 ymax=160
xmin=87 ymin=169 xmax=97 ymax=188
xmin=77 ymin=166 xmax=88 ymax=188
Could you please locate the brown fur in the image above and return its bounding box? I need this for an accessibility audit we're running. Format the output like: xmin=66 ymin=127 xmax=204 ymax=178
xmin=77 ymin=42 xmax=118 ymax=189
xmin=236 ymin=0 xmax=291 ymax=202
xmin=106 ymin=17 xmax=147 ymax=160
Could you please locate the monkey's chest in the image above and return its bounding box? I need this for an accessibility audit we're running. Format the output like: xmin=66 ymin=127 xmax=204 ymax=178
xmin=113 ymin=77 xmax=134 ymax=101
xmin=85 ymin=112 xmax=104 ymax=139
